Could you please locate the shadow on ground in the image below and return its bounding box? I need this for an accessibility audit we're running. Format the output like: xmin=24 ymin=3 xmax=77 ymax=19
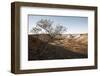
xmin=28 ymin=35 xmax=87 ymax=60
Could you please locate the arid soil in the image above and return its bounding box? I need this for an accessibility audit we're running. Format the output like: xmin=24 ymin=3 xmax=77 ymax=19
xmin=28 ymin=34 xmax=88 ymax=60
xmin=49 ymin=34 xmax=88 ymax=55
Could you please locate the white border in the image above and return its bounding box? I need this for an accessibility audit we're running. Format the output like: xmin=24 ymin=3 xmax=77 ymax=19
xmin=20 ymin=6 xmax=95 ymax=70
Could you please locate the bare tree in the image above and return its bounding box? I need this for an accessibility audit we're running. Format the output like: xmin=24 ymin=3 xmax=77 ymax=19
xmin=31 ymin=19 xmax=67 ymax=40
xmin=31 ymin=19 xmax=67 ymax=56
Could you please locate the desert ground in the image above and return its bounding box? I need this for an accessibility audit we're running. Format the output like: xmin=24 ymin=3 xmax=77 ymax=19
xmin=28 ymin=34 xmax=88 ymax=60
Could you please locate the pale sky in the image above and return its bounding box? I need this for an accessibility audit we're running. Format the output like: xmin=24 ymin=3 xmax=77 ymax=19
xmin=28 ymin=15 xmax=88 ymax=34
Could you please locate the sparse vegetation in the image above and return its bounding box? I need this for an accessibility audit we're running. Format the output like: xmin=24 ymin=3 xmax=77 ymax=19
xmin=28 ymin=19 xmax=88 ymax=60
xmin=28 ymin=33 xmax=88 ymax=60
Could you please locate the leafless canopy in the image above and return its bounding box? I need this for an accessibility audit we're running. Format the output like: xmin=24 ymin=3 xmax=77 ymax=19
xmin=31 ymin=19 xmax=67 ymax=39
